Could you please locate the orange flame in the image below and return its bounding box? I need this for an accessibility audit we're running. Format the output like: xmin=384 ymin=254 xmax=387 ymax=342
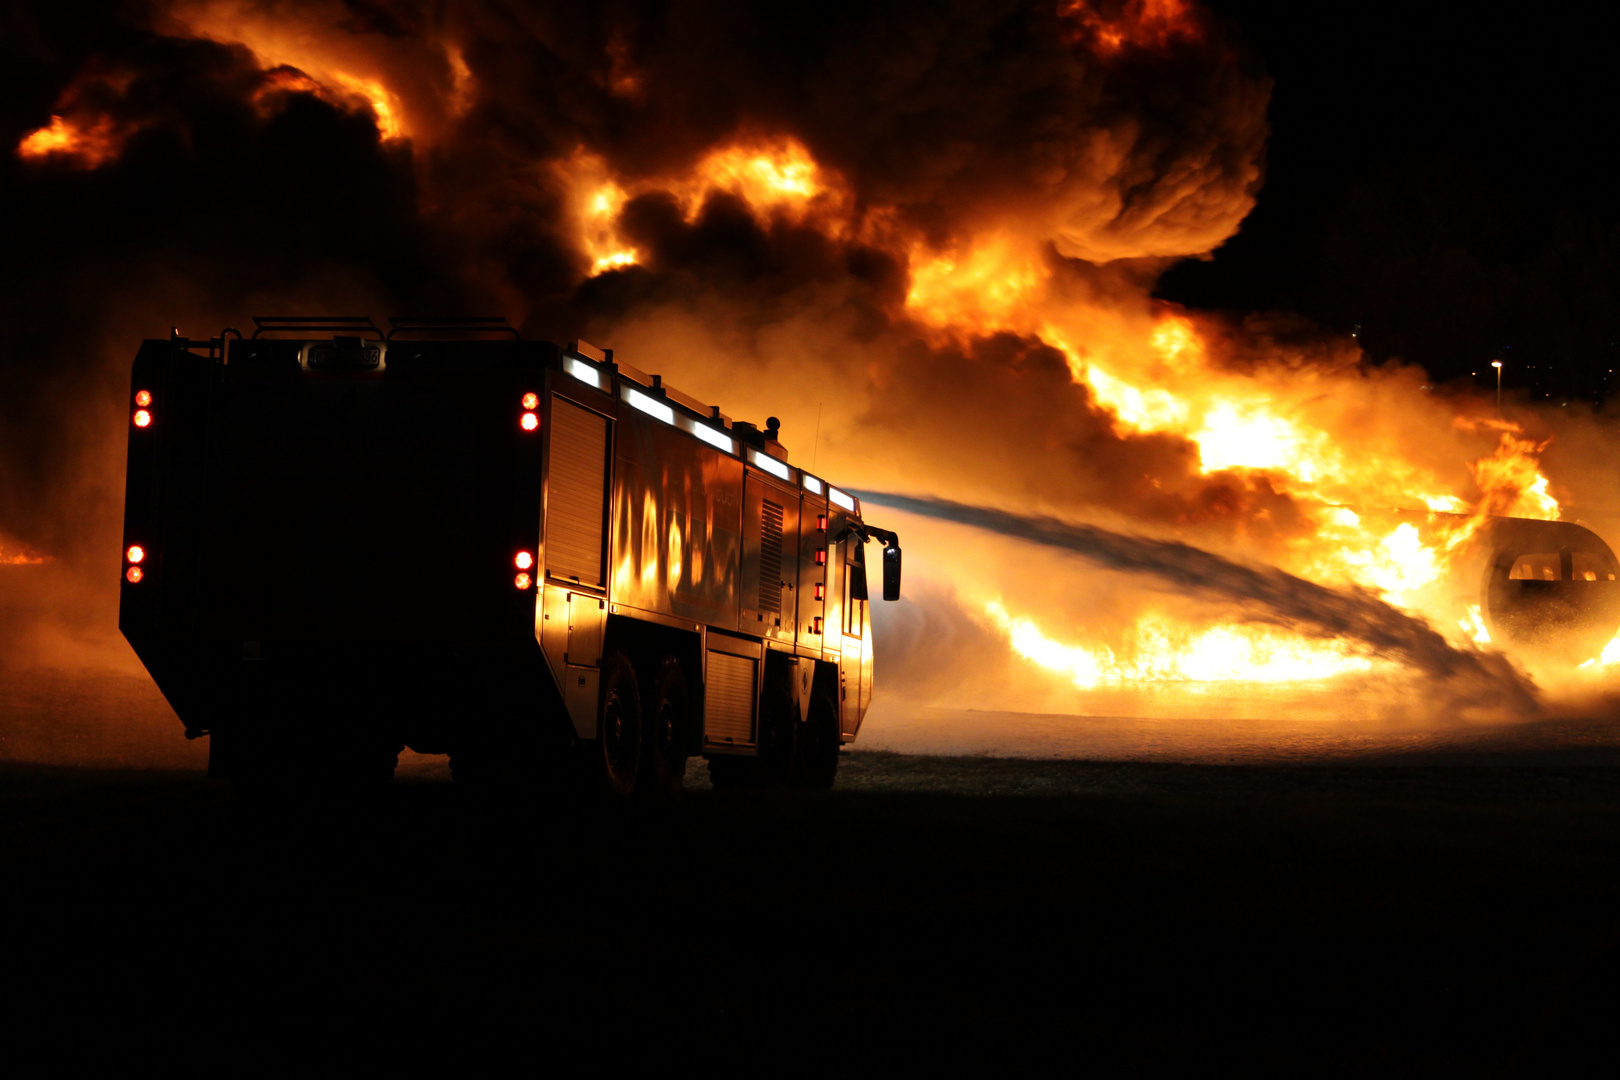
xmin=985 ymin=600 xmax=1377 ymax=687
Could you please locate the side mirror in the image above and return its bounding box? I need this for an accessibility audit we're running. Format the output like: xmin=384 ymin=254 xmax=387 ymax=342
xmin=882 ymin=544 xmax=901 ymax=601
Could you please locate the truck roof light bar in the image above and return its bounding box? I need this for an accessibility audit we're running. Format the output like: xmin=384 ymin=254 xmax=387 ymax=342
xmin=829 ymin=487 xmax=855 ymax=512
xmin=802 ymin=474 xmax=824 ymax=495
xmin=564 ymin=357 xmax=607 ymax=390
xmin=623 ymin=384 xmax=675 ymax=424
xmin=749 ymin=448 xmax=791 ymax=481
xmin=251 ymin=315 xmax=382 ymax=340
xmin=684 ymin=417 xmax=736 ymax=454
xmin=386 ymin=316 xmax=518 ymax=340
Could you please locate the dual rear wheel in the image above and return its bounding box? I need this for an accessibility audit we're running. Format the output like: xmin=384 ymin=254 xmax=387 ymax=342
xmin=594 ymin=649 xmax=690 ymax=796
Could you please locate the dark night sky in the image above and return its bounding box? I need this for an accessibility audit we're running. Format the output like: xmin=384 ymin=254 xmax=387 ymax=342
xmin=1158 ymin=1 xmax=1620 ymax=404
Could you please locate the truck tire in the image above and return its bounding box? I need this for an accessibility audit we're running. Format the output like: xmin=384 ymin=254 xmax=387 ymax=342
xmin=640 ymin=655 xmax=689 ymax=795
xmin=596 ymin=649 xmax=642 ymax=796
xmin=791 ymin=690 xmax=839 ymax=790
xmin=755 ymin=676 xmax=797 ymax=787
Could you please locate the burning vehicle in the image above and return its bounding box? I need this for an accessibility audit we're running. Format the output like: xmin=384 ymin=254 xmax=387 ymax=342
xmin=119 ymin=318 xmax=901 ymax=790
xmin=1475 ymin=516 xmax=1620 ymax=661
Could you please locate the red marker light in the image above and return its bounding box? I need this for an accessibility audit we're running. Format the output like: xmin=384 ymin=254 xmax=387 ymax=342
xmin=134 ymin=390 xmax=152 ymax=407
xmin=521 ymin=392 xmax=539 ymax=410
xmin=126 ymin=545 xmax=145 ymax=564
xmin=514 ymin=572 xmax=533 ymax=590
xmin=813 ymin=616 xmax=823 ymax=634
xmin=814 ymin=583 xmax=825 ymax=600
xmin=816 ymin=515 xmax=827 ymax=531
xmin=814 ymin=549 xmax=826 ymax=565
xmin=520 ymin=412 xmax=539 ymax=431
xmin=514 ymin=551 xmax=533 ymax=570
xmin=125 ymin=566 xmax=143 ymax=584
xmin=133 ymin=410 xmax=152 ymax=428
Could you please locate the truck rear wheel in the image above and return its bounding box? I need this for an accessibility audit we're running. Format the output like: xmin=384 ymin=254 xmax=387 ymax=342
xmin=596 ymin=649 xmax=642 ymax=796
xmin=640 ymin=655 xmax=689 ymax=795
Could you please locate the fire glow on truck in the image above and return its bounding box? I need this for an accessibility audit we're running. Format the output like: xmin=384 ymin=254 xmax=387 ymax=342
xmin=119 ymin=316 xmax=901 ymax=792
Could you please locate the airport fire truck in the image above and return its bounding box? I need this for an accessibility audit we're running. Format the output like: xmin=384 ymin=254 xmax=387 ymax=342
xmin=119 ymin=316 xmax=901 ymax=791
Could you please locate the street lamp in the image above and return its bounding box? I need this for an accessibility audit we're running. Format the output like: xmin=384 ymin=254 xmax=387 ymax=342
xmin=1492 ymin=360 xmax=1503 ymax=416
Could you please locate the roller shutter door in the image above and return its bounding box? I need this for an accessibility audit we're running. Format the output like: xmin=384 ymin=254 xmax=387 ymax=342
xmin=705 ymin=651 xmax=756 ymax=745
xmin=547 ymin=398 xmax=609 ymax=587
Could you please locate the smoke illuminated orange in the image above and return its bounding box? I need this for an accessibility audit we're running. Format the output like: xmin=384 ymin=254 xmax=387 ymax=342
xmin=1058 ymin=0 xmax=1203 ymax=55
xmin=16 ymin=115 xmax=120 ymax=169
xmin=563 ymin=137 xmax=849 ymax=277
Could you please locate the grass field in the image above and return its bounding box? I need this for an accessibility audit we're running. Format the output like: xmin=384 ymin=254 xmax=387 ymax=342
xmin=5 ymin=748 xmax=1619 ymax=1074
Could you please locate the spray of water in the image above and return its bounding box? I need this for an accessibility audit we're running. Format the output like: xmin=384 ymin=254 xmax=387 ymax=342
xmin=855 ymin=490 xmax=1541 ymax=718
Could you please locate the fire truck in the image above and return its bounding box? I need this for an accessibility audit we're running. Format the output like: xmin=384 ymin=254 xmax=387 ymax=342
xmin=118 ymin=316 xmax=901 ymax=791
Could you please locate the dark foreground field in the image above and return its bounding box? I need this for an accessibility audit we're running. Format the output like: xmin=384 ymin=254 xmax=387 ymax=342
xmin=5 ymin=751 xmax=1620 ymax=1075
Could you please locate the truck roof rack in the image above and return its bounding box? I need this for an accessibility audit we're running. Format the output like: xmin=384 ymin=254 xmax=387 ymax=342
xmin=386 ymin=316 xmax=519 ymax=340
xmin=251 ymin=315 xmax=383 ymax=340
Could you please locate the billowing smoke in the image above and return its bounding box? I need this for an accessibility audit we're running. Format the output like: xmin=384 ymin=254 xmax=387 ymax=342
xmin=3 ymin=0 xmax=1615 ymax=743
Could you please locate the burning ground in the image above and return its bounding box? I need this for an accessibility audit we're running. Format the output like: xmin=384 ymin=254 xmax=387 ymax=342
xmin=7 ymin=0 xmax=1620 ymax=741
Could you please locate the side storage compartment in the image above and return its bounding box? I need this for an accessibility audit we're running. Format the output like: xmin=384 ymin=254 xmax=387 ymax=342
xmin=739 ymin=472 xmax=801 ymax=645
xmin=704 ymin=631 xmax=762 ymax=749
xmin=545 ymin=395 xmax=611 ymax=589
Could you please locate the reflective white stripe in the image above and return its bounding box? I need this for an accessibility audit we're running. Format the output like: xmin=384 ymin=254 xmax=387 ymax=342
xmin=749 ymin=450 xmax=790 ymax=480
xmin=623 ymin=385 xmax=675 ymax=424
xmin=801 ymin=474 xmax=824 ymax=494
xmin=829 ymin=487 xmax=855 ymax=511
xmin=564 ymin=357 xmax=605 ymax=390
xmin=686 ymin=419 xmax=735 ymax=453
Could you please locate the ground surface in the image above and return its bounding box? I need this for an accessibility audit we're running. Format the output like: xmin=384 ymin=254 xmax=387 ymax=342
xmin=5 ymin=670 xmax=1620 ymax=1073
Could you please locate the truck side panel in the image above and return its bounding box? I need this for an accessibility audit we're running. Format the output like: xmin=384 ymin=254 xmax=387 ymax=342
xmin=610 ymin=406 xmax=743 ymax=626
